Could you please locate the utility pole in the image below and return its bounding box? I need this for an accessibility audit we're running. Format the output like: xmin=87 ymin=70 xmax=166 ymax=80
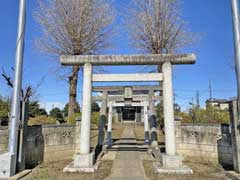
xmin=231 ymin=0 xmax=240 ymax=109
xmin=196 ymin=91 xmax=200 ymax=108
xmin=173 ymin=92 xmax=176 ymax=103
xmin=189 ymin=97 xmax=195 ymax=123
xmin=8 ymin=0 xmax=26 ymax=168
xmin=209 ymin=80 xmax=213 ymax=100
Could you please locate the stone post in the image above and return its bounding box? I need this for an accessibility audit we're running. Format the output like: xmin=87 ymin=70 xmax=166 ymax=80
xmin=143 ymin=101 xmax=150 ymax=144
xmin=149 ymin=90 xmax=155 ymax=115
xmin=98 ymin=115 xmax=107 ymax=147
xmin=162 ymin=62 xmax=176 ymax=156
xmin=107 ymin=101 xmax=113 ymax=146
xmin=100 ymin=91 xmax=108 ymax=116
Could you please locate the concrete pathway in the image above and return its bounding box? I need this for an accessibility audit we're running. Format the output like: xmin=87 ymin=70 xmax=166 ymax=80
xmin=105 ymin=126 xmax=149 ymax=180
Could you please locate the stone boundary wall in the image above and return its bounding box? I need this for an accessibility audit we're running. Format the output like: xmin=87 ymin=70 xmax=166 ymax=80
xmin=26 ymin=124 xmax=77 ymax=166
xmin=1 ymin=121 xmax=234 ymax=167
xmin=0 ymin=127 xmax=8 ymax=154
xmin=0 ymin=124 xmax=77 ymax=167
xmin=175 ymin=121 xmax=233 ymax=167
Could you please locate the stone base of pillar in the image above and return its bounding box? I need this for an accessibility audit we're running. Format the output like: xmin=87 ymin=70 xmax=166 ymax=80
xmin=144 ymin=131 xmax=150 ymax=145
xmin=0 ymin=153 xmax=16 ymax=178
xmin=226 ymin=171 xmax=240 ymax=179
xmin=63 ymin=152 xmax=98 ymax=173
xmin=74 ymin=153 xmax=95 ymax=167
xmin=153 ymin=154 xmax=193 ymax=174
xmin=150 ymin=140 xmax=158 ymax=148
xmin=150 ymin=129 xmax=158 ymax=147
xmin=160 ymin=154 xmax=183 ymax=168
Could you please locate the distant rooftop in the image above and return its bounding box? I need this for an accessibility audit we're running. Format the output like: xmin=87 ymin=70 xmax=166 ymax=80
xmin=206 ymin=97 xmax=237 ymax=103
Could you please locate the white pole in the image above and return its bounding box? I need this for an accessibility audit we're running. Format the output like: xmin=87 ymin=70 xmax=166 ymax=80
xmin=144 ymin=102 xmax=149 ymax=132
xmin=162 ymin=62 xmax=176 ymax=156
xmin=143 ymin=101 xmax=150 ymax=143
xmin=79 ymin=63 xmax=92 ymax=154
xmin=231 ymin=0 xmax=240 ymax=110
xmin=107 ymin=102 xmax=113 ymax=133
xmin=8 ymin=0 xmax=26 ymax=155
xmin=107 ymin=101 xmax=113 ymax=145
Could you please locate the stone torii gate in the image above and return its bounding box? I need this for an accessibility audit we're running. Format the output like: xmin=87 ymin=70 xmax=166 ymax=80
xmin=92 ymin=85 xmax=163 ymax=144
xmin=61 ymin=54 xmax=196 ymax=172
xmin=92 ymin=85 xmax=163 ymax=113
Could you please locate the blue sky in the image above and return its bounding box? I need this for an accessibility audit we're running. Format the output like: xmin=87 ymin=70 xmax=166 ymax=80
xmin=0 ymin=0 xmax=237 ymax=111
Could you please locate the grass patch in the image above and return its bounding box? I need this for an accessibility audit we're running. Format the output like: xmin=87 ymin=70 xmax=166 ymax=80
xmin=28 ymin=115 xmax=56 ymax=126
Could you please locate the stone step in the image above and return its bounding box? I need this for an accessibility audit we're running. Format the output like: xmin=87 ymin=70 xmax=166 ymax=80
xmin=105 ymin=126 xmax=149 ymax=180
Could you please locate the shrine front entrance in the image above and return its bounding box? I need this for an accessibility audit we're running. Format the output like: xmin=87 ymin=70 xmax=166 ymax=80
xmin=122 ymin=107 xmax=136 ymax=121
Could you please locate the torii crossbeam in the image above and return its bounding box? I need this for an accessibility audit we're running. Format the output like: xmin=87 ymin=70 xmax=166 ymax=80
xmin=61 ymin=54 xmax=196 ymax=65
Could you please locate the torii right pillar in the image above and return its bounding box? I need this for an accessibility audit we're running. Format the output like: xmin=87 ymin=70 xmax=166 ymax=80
xmin=160 ymin=62 xmax=192 ymax=173
xmin=162 ymin=62 xmax=176 ymax=156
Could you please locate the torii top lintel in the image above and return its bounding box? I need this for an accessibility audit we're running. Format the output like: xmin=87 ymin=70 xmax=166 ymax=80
xmin=60 ymin=54 xmax=196 ymax=66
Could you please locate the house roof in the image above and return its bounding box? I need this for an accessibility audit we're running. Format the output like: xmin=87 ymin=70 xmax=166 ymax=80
xmin=205 ymin=98 xmax=236 ymax=104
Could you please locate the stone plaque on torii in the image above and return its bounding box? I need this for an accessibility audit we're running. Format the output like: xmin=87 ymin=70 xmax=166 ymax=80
xmin=61 ymin=53 xmax=196 ymax=173
xmin=124 ymin=87 xmax=133 ymax=99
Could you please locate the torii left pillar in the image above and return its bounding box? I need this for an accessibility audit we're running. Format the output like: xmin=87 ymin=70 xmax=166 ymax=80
xmin=64 ymin=63 xmax=95 ymax=172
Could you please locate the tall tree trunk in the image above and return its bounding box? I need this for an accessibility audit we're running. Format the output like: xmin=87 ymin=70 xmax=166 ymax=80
xmin=68 ymin=65 xmax=79 ymax=123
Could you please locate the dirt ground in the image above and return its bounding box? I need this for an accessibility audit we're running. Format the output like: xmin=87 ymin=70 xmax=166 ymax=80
xmin=135 ymin=122 xmax=229 ymax=179
xmin=143 ymin=161 xmax=229 ymax=180
xmin=24 ymin=158 xmax=229 ymax=180
xmin=23 ymin=160 xmax=113 ymax=180
xmin=22 ymin=123 xmax=230 ymax=180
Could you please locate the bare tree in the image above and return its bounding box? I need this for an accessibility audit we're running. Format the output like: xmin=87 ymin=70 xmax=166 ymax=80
xmin=1 ymin=67 xmax=45 ymax=101
xmin=2 ymin=68 xmax=32 ymax=101
xmin=126 ymin=0 xmax=196 ymax=131
xmin=127 ymin=0 xmax=195 ymax=61
xmin=35 ymin=0 xmax=114 ymax=121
